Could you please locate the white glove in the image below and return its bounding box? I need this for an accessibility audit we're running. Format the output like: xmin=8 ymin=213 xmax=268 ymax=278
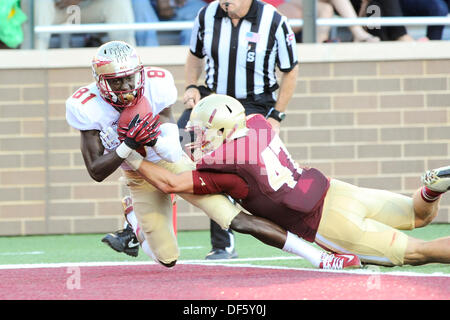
xmin=99 ymin=126 xmax=121 ymax=151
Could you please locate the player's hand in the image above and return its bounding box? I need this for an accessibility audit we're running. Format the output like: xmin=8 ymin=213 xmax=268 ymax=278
xmin=183 ymin=87 xmax=201 ymax=109
xmin=118 ymin=113 xmax=161 ymax=149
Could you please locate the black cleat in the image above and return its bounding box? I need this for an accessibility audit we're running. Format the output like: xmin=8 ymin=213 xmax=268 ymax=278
xmin=102 ymin=224 xmax=139 ymax=257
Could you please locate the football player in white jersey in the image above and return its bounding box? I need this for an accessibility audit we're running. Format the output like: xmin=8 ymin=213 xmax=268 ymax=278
xmin=66 ymin=41 xmax=361 ymax=269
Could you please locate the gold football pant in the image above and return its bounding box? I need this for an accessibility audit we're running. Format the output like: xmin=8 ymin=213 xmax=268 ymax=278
xmin=315 ymin=179 xmax=416 ymax=266
xmin=122 ymin=154 xmax=240 ymax=264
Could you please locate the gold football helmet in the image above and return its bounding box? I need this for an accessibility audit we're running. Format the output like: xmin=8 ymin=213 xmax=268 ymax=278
xmin=186 ymin=94 xmax=249 ymax=158
xmin=92 ymin=41 xmax=144 ymax=108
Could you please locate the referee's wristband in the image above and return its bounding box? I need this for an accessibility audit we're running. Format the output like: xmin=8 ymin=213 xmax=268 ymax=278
xmin=185 ymin=84 xmax=199 ymax=91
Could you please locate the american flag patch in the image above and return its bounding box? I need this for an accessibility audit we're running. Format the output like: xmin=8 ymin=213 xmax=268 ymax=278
xmin=287 ymin=33 xmax=295 ymax=42
xmin=246 ymin=32 xmax=260 ymax=43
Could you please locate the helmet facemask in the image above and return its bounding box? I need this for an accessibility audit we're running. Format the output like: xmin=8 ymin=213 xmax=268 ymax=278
xmin=185 ymin=94 xmax=249 ymax=161
xmin=185 ymin=120 xmax=226 ymax=160
xmin=96 ymin=65 xmax=145 ymax=108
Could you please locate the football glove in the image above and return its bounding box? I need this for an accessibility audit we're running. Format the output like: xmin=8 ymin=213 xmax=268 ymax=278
xmin=118 ymin=113 xmax=161 ymax=150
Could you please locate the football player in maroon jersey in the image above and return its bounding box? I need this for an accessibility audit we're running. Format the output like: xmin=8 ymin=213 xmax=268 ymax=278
xmin=131 ymin=94 xmax=450 ymax=267
xmin=68 ymin=41 xmax=358 ymax=270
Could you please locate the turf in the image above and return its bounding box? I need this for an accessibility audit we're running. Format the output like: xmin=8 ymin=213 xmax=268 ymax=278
xmin=0 ymin=224 xmax=449 ymax=274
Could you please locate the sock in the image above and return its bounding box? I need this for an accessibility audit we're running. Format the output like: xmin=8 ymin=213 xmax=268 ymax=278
xmin=141 ymin=239 xmax=160 ymax=264
xmin=282 ymin=232 xmax=323 ymax=267
xmin=125 ymin=210 xmax=139 ymax=232
xmin=421 ymin=187 xmax=443 ymax=203
xmin=225 ymin=231 xmax=235 ymax=254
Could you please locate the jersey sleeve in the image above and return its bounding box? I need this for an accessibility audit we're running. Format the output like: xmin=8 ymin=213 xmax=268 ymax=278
xmin=144 ymin=67 xmax=178 ymax=114
xmin=192 ymin=171 xmax=249 ymax=199
xmin=275 ymin=15 xmax=298 ymax=72
xmin=65 ymin=89 xmax=102 ymax=131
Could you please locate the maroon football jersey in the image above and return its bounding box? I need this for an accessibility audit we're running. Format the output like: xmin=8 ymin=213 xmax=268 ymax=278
xmin=196 ymin=115 xmax=330 ymax=242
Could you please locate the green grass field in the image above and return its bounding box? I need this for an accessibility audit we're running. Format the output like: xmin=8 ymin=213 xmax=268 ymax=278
xmin=1 ymin=224 xmax=449 ymax=274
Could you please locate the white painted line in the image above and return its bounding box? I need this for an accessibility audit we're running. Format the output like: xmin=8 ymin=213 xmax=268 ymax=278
xmin=198 ymin=256 xmax=301 ymax=262
xmin=179 ymin=246 xmax=205 ymax=250
xmin=0 ymin=258 xmax=449 ymax=278
xmin=189 ymin=261 xmax=450 ymax=278
xmin=0 ymin=256 xmax=298 ymax=270
xmin=0 ymin=251 xmax=44 ymax=256
xmin=0 ymin=261 xmax=156 ymax=270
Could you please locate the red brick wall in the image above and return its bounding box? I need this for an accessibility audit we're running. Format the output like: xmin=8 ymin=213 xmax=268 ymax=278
xmin=0 ymin=47 xmax=449 ymax=235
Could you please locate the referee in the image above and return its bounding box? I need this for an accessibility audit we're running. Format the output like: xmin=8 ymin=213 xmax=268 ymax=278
xmin=177 ymin=0 xmax=299 ymax=260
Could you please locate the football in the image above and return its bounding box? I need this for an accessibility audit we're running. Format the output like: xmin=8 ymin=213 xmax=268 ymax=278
xmin=118 ymin=96 xmax=154 ymax=157
xmin=118 ymin=96 xmax=153 ymax=130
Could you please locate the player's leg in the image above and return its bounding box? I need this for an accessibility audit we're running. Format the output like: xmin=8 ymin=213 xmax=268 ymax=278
xmin=159 ymin=154 xmax=243 ymax=259
xmin=411 ymin=188 xmax=441 ymax=228
xmin=123 ymin=170 xmax=179 ymax=267
xmin=319 ymin=176 xmax=450 ymax=266
xmin=316 ymin=179 xmax=412 ymax=266
xmin=207 ymin=219 xmax=238 ymax=260
xmin=177 ymin=105 xmax=238 ymax=260
xmin=359 ymin=165 xmax=449 ymax=229
xmin=403 ymin=236 xmax=450 ymax=266
xmin=158 ymin=155 xmax=360 ymax=269
xmin=231 ymin=210 xmax=361 ymax=269
xmin=101 ymin=196 xmax=140 ymax=257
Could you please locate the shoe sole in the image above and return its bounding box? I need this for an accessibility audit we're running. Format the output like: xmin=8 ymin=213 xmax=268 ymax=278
xmin=423 ymin=167 xmax=450 ymax=192
xmin=437 ymin=168 xmax=450 ymax=179
xmin=101 ymin=235 xmax=124 ymax=252
xmin=101 ymin=235 xmax=138 ymax=258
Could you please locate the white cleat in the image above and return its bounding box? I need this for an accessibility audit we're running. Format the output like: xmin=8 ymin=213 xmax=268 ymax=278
xmin=319 ymin=252 xmax=362 ymax=270
xmin=421 ymin=165 xmax=450 ymax=192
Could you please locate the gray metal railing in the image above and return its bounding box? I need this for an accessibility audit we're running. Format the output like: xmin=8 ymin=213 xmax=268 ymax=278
xmin=34 ymin=17 xmax=450 ymax=33
xmin=32 ymin=16 xmax=450 ymax=47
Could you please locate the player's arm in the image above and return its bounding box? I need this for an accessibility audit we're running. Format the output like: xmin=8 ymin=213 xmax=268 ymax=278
xmin=82 ymin=114 xmax=159 ymax=182
xmin=137 ymin=159 xmax=194 ymax=194
xmin=80 ymin=129 xmax=124 ymax=182
xmin=137 ymin=160 xmax=249 ymax=199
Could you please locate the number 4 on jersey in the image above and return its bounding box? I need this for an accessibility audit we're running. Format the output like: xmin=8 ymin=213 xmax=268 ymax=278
xmin=261 ymin=136 xmax=300 ymax=191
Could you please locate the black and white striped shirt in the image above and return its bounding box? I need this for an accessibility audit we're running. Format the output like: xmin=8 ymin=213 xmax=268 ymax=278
xmin=190 ymin=0 xmax=298 ymax=100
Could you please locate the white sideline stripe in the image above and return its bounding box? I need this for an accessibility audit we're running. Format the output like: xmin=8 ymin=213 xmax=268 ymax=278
xmin=0 ymin=251 xmax=44 ymax=256
xmin=0 ymin=258 xmax=449 ymax=278
xmin=189 ymin=261 xmax=450 ymax=278
xmin=0 ymin=256 xmax=300 ymax=270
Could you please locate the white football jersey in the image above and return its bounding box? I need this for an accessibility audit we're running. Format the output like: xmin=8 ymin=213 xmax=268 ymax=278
xmin=66 ymin=67 xmax=178 ymax=167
